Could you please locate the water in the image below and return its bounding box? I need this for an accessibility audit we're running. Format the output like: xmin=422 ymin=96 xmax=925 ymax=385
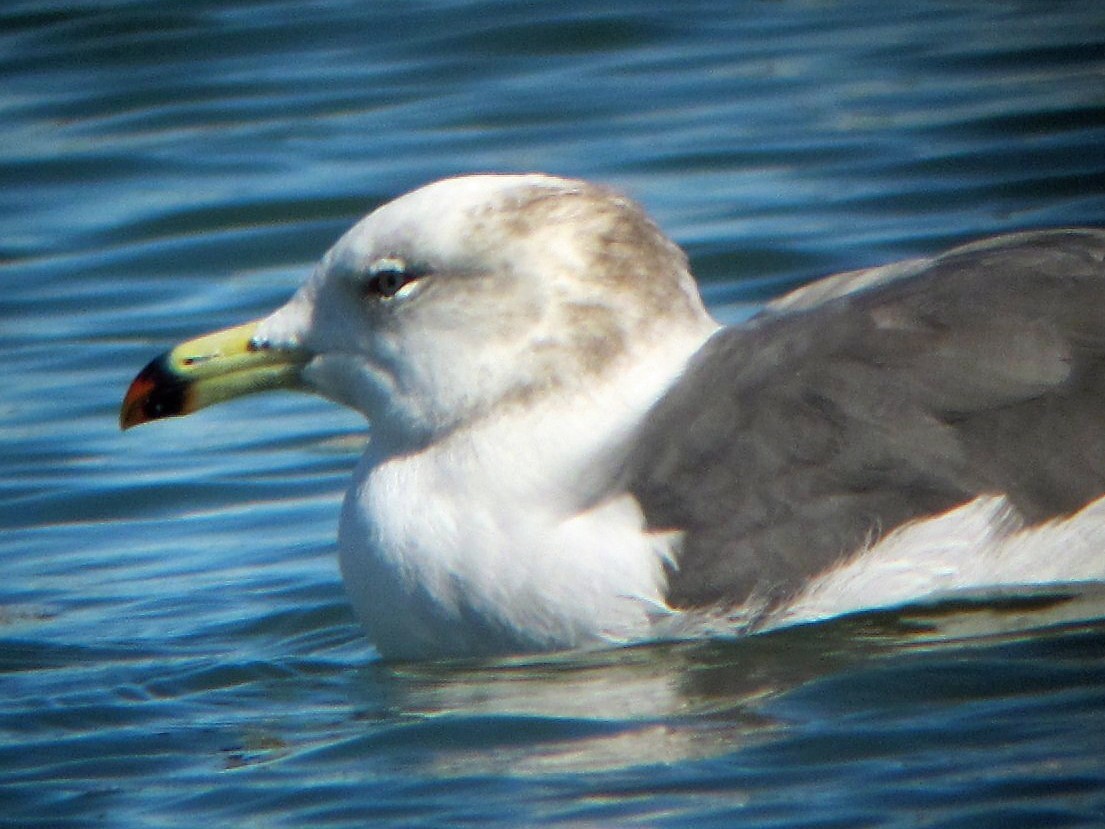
xmin=3 ymin=1 xmax=1105 ymax=825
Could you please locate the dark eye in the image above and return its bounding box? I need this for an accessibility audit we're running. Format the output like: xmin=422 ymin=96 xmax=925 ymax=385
xmin=363 ymin=257 xmax=418 ymax=299
xmin=366 ymin=267 xmax=410 ymax=298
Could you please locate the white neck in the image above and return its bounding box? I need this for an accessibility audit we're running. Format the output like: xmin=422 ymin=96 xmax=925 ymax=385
xmin=337 ymin=324 xmax=716 ymax=660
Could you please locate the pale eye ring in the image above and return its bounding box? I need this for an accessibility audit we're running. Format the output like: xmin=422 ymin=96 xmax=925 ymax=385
xmin=364 ymin=257 xmax=416 ymax=299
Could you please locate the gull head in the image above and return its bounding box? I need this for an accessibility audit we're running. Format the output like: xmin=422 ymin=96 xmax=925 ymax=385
xmin=121 ymin=174 xmax=716 ymax=453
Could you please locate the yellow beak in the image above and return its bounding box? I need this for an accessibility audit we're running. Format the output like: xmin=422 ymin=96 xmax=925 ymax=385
xmin=120 ymin=320 xmax=308 ymax=430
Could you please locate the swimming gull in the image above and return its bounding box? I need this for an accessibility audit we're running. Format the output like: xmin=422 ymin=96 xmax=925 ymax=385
xmin=121 ymin=174 xmax=1105 ymax=659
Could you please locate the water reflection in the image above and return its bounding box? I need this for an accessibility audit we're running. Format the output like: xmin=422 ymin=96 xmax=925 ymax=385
xmin=365 ymin=586 xmax=1105 ymax=774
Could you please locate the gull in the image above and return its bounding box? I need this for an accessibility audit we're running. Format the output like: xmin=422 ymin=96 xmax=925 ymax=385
xmin=121 ymin=174 xmax=1105 ymax=660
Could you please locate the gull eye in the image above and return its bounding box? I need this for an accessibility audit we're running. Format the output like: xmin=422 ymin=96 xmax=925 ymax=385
xmin=364 ymin=257 xmax=417 ymax=299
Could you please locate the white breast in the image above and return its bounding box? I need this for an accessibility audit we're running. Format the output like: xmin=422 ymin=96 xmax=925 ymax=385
xmin=338 ymin=442 xmax=678 ymax=660
xmin=335 ymin=334 xmax=710 ymax=660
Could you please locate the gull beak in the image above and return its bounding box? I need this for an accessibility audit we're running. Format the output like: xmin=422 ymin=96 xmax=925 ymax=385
xmin=120 ymin=319 xmax=309 ymax=430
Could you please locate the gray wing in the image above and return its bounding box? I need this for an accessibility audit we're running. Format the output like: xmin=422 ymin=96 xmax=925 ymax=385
xmin=624 ymin=229 xmax=1105 ymax=609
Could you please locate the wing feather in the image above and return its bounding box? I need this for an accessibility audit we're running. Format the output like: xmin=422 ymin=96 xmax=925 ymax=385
xmin=624 ymin=229 xmax=1105 ymax=608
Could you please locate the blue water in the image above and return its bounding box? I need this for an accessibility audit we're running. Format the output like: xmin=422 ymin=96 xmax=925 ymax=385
xmin=4 ymin=1 xmax=1105 ymax=826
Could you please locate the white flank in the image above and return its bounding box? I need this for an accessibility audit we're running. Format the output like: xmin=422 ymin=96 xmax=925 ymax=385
xmin=771 ymin=493 xmax=1105 ymax=628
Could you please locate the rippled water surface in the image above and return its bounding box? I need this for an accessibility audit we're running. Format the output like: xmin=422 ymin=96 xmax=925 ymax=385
xmin=4 ymin=1 xmax=1105 ymax=826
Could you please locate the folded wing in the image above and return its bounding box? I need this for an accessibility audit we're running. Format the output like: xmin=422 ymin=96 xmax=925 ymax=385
xmin=625 ymin=229 xmax=1105 ymax=608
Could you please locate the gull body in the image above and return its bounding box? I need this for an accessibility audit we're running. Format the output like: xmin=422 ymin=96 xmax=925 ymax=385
xmin=122 ymin=174 xmax=1105 ymax=660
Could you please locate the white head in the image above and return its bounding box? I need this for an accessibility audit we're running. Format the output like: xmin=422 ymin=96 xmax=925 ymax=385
xmin=122 ymin=174 xmax=717 ymax=455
